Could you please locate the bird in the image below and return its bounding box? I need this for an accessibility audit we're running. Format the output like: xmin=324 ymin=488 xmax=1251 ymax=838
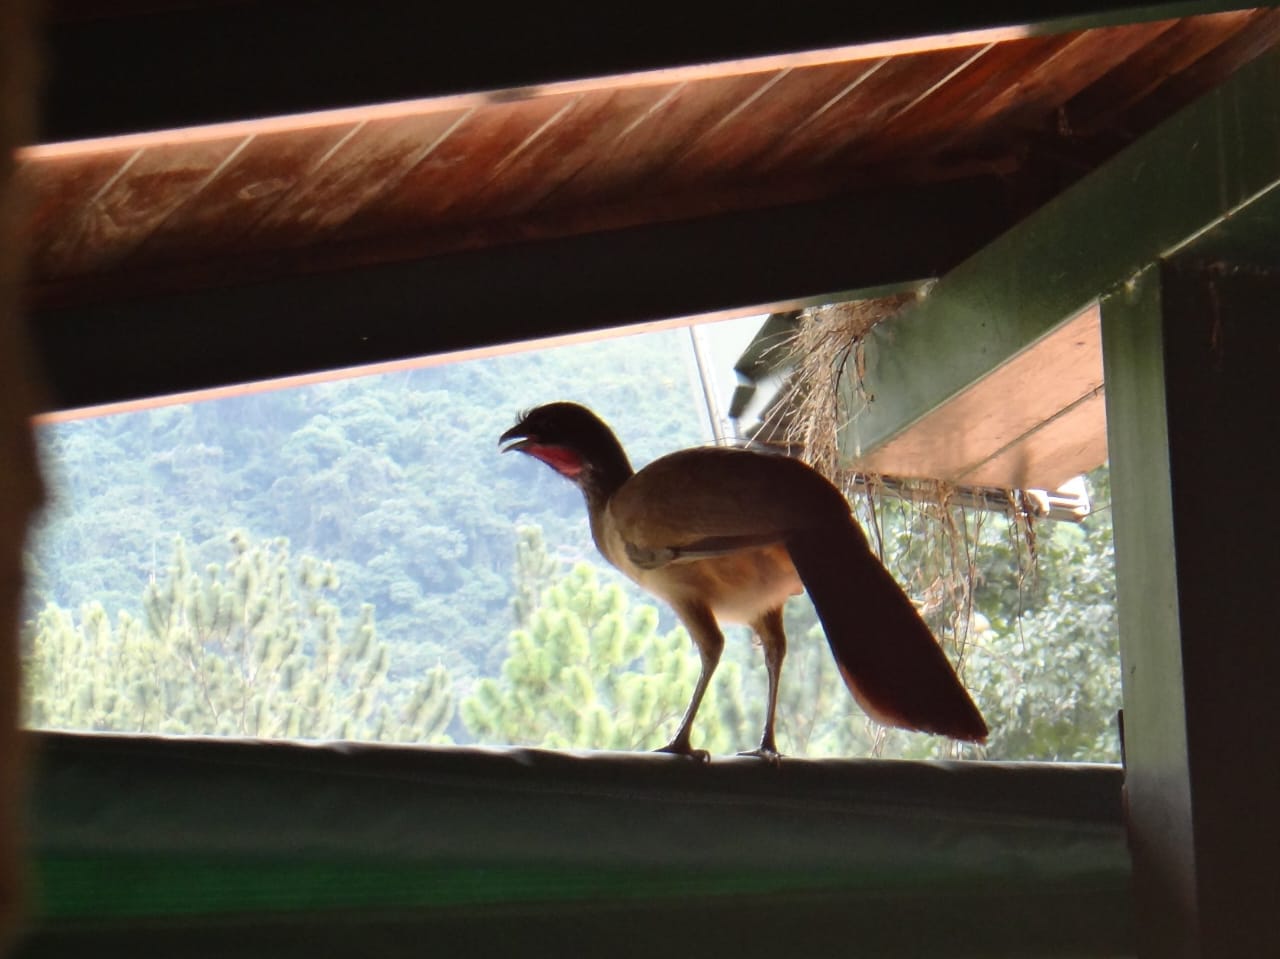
xmin=500 ymin=401 xmax=987 ymax=761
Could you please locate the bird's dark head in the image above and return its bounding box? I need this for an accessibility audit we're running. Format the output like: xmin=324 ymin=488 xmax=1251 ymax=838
xmin=499 ymin=402 xmax=632 ymax=491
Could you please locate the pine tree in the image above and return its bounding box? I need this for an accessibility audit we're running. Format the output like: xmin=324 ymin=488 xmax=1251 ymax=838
xmin=509 ymin=526 xmax=561 ymax=630
xmin=461 ymin=561 xmax=754 ymax=754
xmin=24 ymin=532 xmax=454 ymax=744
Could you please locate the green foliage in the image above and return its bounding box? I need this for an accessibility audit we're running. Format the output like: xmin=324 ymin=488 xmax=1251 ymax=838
xmin=510 ymin=526 xmax=562 ymax=630
xmin=838 ymin=466 xmax=1121 ymax=761
xmin=963 ymin=470 xmax=1121 ymax=761
xmin=28 ymin=329 xmax=709 ymax=693
xmin=24 ymin=323 xmax=1120 ymax=762
xmin=24 ymin=533 xmax=453 ymax=743
xmin=461 ymin=561 xmax=752 ymax=753
xmin=459 ymin=468 xmax=1120 ymax=761
xmin=761 ymin=604 xmax=880 ymax=757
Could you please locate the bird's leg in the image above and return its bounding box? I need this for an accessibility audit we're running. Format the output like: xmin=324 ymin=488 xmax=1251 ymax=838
xmin=657 ymin=604 xmax=723 ymax=762
xmin=739 ymin=607 xmax=786 ymax=765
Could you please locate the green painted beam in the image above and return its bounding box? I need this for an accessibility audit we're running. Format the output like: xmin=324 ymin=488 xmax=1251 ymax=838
xmin=1101 ymin=258 xmax=1280 ymax=957
xmin=841 ymin=45 xmax=1280 ymax=461
xmin=16 ymin=881 xmax=1132 ymax=959
xmin=1099 ymin=98 xmax=1280 ymax=957
xmin=1097 ymin=267 xmax=1195 ymax=956
xmin=18 ymin=732 xmax=1130 ymax=956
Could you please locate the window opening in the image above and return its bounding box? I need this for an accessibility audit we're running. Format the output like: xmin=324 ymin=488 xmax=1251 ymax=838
xmin=23 ymin=312 xmax=1120 ymax=761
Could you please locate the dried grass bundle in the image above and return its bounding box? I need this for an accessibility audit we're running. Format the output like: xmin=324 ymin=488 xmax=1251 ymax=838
xmin=773 ymin=295 xmax=1039 ymax=756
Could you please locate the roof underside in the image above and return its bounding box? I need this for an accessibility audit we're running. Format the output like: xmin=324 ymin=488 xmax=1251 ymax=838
xmin=20 ymin=2 xmax=1280 ymax=489
xmin=24 ymin=7 xmax=1280 ymax=310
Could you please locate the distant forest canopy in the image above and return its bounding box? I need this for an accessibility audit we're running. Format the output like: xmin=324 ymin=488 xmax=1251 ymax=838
xmin=21 ymin=325 xmax=1121 ymax=761
xmin=26 ymin=329 xmax=711 ymax=677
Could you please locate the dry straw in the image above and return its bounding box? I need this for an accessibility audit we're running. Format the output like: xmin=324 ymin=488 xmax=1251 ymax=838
xmin=772 ymin=297 xmax=1040 ymax=754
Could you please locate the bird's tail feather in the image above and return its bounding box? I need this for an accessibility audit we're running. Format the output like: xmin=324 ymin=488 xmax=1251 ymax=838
xmin=787 ymin=519 xmax=988 ymax=743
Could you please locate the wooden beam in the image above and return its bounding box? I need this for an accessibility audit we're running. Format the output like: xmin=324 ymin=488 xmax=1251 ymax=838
xmin=840 ymin=45 xmax=1280 ymax=462
xmin=38 ymin=1 xmax=1255 ymax=144
xmin=26 ymin=179 xmax=1012 ymax=414
xmin=853 ymin=305 xmax=1106 ymax=488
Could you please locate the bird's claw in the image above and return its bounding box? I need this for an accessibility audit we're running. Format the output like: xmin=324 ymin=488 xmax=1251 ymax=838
xmin=737 ymin=746 xmax=783 ymax=766
xmin=656 ymin=741 xmax=710 ymax=763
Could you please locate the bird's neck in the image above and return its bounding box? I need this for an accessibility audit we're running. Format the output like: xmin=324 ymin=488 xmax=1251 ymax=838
xmin=577 ymin=438 xmax=633 ymax=515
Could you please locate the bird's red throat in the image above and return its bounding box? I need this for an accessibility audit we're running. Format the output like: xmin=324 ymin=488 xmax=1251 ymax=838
xmin=527 ymin=444 xmax=584 ymax=479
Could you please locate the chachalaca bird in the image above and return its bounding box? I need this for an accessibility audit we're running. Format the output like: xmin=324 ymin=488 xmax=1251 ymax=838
xmin=500 ymin=402 xmax=987 ymax=760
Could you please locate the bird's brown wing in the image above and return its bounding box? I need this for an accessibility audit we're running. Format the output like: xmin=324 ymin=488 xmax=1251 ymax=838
xmin=609 ymin=444 xmax=987 ymax=743
xmin=608 ymin=446 xmax=851 ymax=563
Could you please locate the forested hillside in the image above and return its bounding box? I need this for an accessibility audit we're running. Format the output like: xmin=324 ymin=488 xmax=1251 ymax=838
xmin=21 ymin=325 xmax=1121 ymax=761
xmin=27 ymin=331 xmax=709 ymax=676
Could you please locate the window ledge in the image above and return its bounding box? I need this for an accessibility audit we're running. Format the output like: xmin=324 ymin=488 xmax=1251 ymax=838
xmin=20 ymin=731 xmax=1132 ymax=957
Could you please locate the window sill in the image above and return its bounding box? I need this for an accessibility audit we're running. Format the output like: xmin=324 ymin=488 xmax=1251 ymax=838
xmin=19 ymin=731 xmax=1131 ymax=957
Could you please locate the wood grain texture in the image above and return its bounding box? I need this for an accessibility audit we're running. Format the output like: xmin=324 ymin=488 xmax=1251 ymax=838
xmin=769 ymin=46 xmax=996 ymax=174
xmin=657 ymin=61 xmax=877 ymax=189
xmin=938 ymin=19 xmax=1180 ymax=149
xmin=959 ymin=390 xmax=1108 ymax=490
xmin=855 ymin=35 xmax=1075 ymax=161
xmin=852 ymin=307 xmax=1106 ymax=489
xmin=1062 ymin=8 xmax=1263 ymax=135
xmin=17 ymin=12 xmax=1280 ymax=316
xmin=39 ymin=136 xmax=246 ymax=276
xmin=245 ymin=110 xmax=473 ymax=245
xmin=534 ymin=73 xmax=776 ymax=210
xmin=131 ymin=124 xmax=361 ymax=263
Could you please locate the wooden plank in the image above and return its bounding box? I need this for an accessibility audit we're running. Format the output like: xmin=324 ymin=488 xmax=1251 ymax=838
xmin=336 ymin=95 xmax=595 ymax=236
xmin=940 ymin=18 xmax=1181 ymax=145
xmin=841 ymin=47 xmax=1280 ymax=460
xmin=850 ymin=307 xmax=1105 ymax=488
xmin=1102 ymin=256 xmax=1280 ymax=958
xmin=420 ymin=93 xmax=619 ymax=226
xmin=1120 ymin=6 xmax=1280 ymax=131
xmin=39 ymin=1 xmax=1256 ymax=144
xmin=126 ymin=124 xmax=361 ymax=265
xmin=760 ymin=46 xmax=995 ymax=174
xmin=500 ymin=85 xmax=695 ymax=218
xmin=522 ymin=73 xmax=777 ymax=212
xmin=658 ymin=61 xmax=879 ymax=186
xmin=1061 ymin=8 xmax=1263 ymax=135
xmin=737 ymin=58 xmax=891 ymax=178
xmin=957 ymin=389 xmax=1107 ymax=489
xmin=25 ymin=178 xmax=1014 ymax=412
xmin=1098 ymin=266 xmax=1197 ymax=959
xmin=19 ymin=731 xmax=1131 ymax=956
xmin=1161 ymin=269 xmax=1280 ymax=959
xmin=36 ymin=135 xmax=248 ymax=277
xmin=243 ymin=110 xmax=474 ymax=246
xmin=855 ymin=34 xmax=1076 ymax=160
xmin=19 ymin=146 xmax=138 ymax=274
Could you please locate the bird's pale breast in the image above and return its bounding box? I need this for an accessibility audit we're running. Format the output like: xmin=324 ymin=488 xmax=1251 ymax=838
xmin=631 ymin=543 xmax=803 ymax=625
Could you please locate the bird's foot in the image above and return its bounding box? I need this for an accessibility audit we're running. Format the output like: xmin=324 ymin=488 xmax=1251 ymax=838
xmin=737 ymin=746 xmax=783 ymax=767
xmin=655 ymin=741 xmax=710 ymax=763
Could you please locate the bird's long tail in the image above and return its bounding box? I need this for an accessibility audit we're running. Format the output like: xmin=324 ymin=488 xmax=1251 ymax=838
xmin=787 ymin=518 xmax=988 ymax=742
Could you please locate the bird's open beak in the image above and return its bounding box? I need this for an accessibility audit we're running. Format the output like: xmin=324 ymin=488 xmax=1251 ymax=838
xmin=499 ymin=423 xmax=533 ymax=454
xmin=499 ymin=423 xmax=584 ymax=478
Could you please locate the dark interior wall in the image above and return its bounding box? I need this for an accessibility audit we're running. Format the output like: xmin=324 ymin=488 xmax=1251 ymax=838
xmin=0 ymin=0 xmax=45 ymax=945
